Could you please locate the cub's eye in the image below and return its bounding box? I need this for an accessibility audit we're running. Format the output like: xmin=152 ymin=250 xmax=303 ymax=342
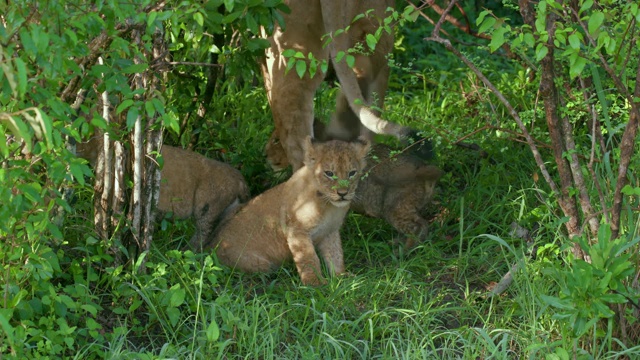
xmin=348 ymin=170 xmax=357 ymax=178
xmin=324 ymin=171 xmax=335 ymax=179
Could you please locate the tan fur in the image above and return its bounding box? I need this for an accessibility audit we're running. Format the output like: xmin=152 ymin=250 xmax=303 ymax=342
xmin=76 ymin=136 xmax=250 ymax=249
xmin=208 ymin=137 xmax=370 ymax=286
xmin=352 ymin=145 xmax=443 ymax=249
xmin=266 ymin=134 xmax=442 ymax=248
xmin=261 ymin=0 xmax=411 ymax=171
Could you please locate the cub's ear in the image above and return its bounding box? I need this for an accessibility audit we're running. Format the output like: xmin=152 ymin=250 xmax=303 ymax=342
xmin=303 ymin=136 xmax=316 ymax=166
xmin=353 ymin=136 xmax=371 ymax=158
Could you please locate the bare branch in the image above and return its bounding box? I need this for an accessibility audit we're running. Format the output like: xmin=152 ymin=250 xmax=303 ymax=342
xmin=422 ymin=33 xmax=559 ymax=196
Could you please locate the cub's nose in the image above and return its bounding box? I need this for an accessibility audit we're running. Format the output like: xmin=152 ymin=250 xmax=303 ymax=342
xmin=337 ymin=189 xmax=348 ymax=199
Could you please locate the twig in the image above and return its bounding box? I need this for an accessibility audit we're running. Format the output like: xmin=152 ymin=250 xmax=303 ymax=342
xmin=163 ymin=61 xmax=224 ymax=67
xmin=489 ymin=222 xmax=535 ymax=297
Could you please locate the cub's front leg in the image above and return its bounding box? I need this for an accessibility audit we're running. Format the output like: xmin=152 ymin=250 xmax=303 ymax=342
xmin=316 ymin=231 xmax=345 ymax=276
xmin=286 ymin=228 xmax=325 ymax=286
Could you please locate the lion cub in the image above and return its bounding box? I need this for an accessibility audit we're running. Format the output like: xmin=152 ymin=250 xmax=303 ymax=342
xmin=267 ymin=134 xmax=442 ymax=249
xmin=351 ymin=144 xmax=443 ymax=249
xmin=76 ymin=136 xmax=250 ymax=249
xmin=207 ymin=136 xmax=370 ymax=286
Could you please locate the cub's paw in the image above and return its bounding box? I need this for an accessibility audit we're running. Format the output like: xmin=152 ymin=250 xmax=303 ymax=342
xmin=300 ymin=273 xmax=327 ymax=286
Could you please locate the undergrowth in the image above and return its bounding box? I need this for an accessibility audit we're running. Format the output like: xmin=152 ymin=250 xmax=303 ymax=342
xmin=4 ymin=28 xmax=640 ymax=360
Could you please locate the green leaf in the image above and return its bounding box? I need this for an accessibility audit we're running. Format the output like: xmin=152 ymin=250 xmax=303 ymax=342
xmin=346 ymin=54 xmax=355 ymax=68
xmin=126 ymin=107 xmax=139 ymax=129
xmin=167 ymin=307 xmax=180 ymax=327
xmin=365 ymin=33 xmax=377 ymax=51
xmin=285 ymin=56 xmax=296 ymax=74
xmin=223 ymin=11 xmax=242 ymax=24
xmin=621 ymin=184 xmax=640 ymax=196
xmin=568 ymin=33 xmax=581 ymax=50
xmin=14 ymin=58 xmax=27 ymax=98
xmin=193 ymin=12 xmax=204 ymax=27
xmin=569 ymin=56 xmax=586 ymax=79
xmin=523 ymin=32 xmax=535 ymax=47
xmin=282 ymin=49 xmax=296 ymax=58
xmin=116 ymin=99 xmax=134 ymax=115
xmin=122 ymin=63 xmax=148 ymax=74
xmin=489 ymin=26 xmax=507 ymax=52
xmin=206 ymin=320 xmax=220 ymax=342
xmin=69 ymin=162 xmax=86 ymax=186
xmin=476 ymin=10 xmax=490 ymax=26
xmin=541 ymin=295 xmax=574 ymax=310
xmin=335 ymin=51 xmax=345 ymax=63
xmin=309 ymin=59 xmax=317 ymax=78
xmin=406 ymin=8 xmax=420 ymax=22
xmin=478 ymin=16 xmax=496 ymax=34
xmin=245 ymin=13 xmax=258 ymax=34
xmin=320 ymin=60 xmax=329 ymax=74
xmin=223 ymin=0 xmax=234 ymax=12
xmin=535 ymin=43 xmax=549 ymax=61
xmin=579 ymin=0 xmax=594 ymax=15
xmin=295 ymin=60 xmax=306 ymax=78
xmin=0 ymin=310 xmax=15 ymax=347
xmin=352 ymin=13 xmax=365 ymax=23
xmin=246 ymin=38 xmax=270 ymax=52
xmin=588 ymin=12 xmax=604 ymax=36
xmin=81 ymin=304 xmax=98 ymax=316
xmin=162 ymin=113 xmax=180 ymax=135
xmin=169 ymin=287 xmax=185 ymax=307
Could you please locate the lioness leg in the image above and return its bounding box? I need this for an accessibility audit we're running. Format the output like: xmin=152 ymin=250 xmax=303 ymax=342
xmin=260 ymin=1 xmax=328 ymax=170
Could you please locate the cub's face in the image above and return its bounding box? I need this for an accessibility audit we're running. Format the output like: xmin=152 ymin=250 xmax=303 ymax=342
xmin=304 ymin=137 xmax=370 ymax=208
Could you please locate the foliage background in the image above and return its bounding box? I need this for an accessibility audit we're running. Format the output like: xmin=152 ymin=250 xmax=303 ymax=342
xmin=1 ymin=0 xmax=639 ymax=358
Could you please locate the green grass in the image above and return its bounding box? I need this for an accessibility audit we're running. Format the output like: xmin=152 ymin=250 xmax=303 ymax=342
xmin=5 ymin=60 xmax=640 ymax=359
xmin=89 ymin=84 xmax=564 ymax=358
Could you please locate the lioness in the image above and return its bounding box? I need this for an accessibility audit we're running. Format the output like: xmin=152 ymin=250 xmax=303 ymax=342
xmin=266 ymin=131 xmax=443 ymax=249
xmin=207 ymin=136 xmax=370 ymax=286
xmin=76 ymin=136 xmax=250 ymax=249
xmin=261 ymin=0 xmax=415 ymax=170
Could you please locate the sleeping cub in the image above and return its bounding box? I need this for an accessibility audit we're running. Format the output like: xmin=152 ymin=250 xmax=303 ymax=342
xmin=207 ymin=136 xmax=370 ymax=286
xmin=351 ymin=144 xmax=443 ymax=249
xmin=76 ymin=136 xmax=250 ymax=249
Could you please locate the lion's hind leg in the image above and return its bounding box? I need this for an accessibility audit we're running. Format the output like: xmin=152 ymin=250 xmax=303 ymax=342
xmin=385 ymin=204 xmax=430 ymax=250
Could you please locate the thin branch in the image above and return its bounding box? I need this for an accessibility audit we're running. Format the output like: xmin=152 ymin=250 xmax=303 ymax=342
xmin=163 ymin=61 xmax=224 ymax=67
xmin=423 ymin=33 xmax=560 ymax=196
xmin=586 ymin=104 xmax=611 ymax=225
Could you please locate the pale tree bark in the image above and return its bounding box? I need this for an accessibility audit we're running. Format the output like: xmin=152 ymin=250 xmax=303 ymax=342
xmin=75 ymin=5 xmax=169 ymax=264
xmin=128 ymin=28 xmax=166 ymax=261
